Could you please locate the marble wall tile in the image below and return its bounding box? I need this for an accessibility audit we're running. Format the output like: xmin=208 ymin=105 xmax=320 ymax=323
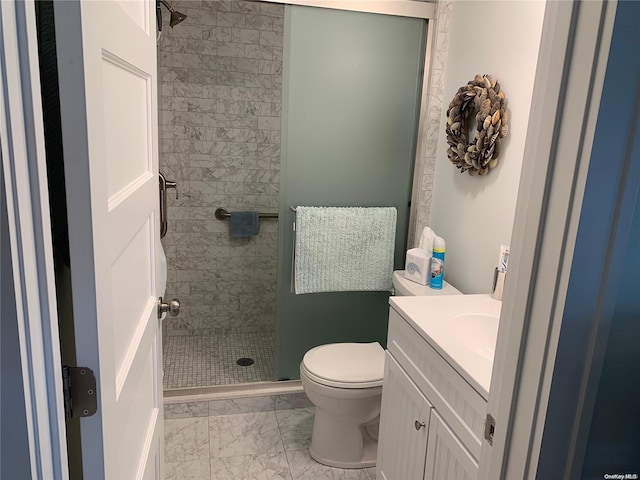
xmin=233 ymin=1 xmax=261 ymax=14
xmin=246 ymin=44 xmax=274 ymax=60
xmin=186 ymin=8 xmax=217 ymax=26
xmin=232 ymin=27 xmax=261 ymax=44
xmin=260 ymin=3 xmax=285 ymax=17
xmin=217 ymin=42 xmax=247 ymax=58
xmin=413 ymin=0 xmax=452 ymax=246
xmin=209 ymin=452 xmax=291 ymax=480
xmin=259 ymin=31 xmax=282 ymax=47
xmin=165 ymin=24 xmax=203 ymax=40
xmin=173 ymin=82 xmax=204 ymax=98
xmin=217 ymin=12 xmax=247 ymax=28
xmin=209 ymin=411 xmax=285 ymax=458
xmin=174 ymin=52 xmax=204 ymax=69
xmin=173 ymin=1 xmax=202 ymax=9
xmin=246 ymin=15 xmax=275 ymax=32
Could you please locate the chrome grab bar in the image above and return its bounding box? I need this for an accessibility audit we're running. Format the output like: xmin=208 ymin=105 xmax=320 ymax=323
xmin=159 ymin=173 xmax=178 ymax=239
xmin=214 ymin=207 xmax=278 ymax=220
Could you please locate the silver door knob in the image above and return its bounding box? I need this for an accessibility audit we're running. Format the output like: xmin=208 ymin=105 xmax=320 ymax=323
xmin=415 ymin=420 xmax=426 ymax=431
xmin=157 ymin=297 xmax=180 ymax=318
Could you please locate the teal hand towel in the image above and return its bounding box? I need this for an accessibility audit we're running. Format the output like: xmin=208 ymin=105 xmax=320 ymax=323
xmin=230 ymin=211 xmax=260 ymax=237
xmin=294 ymin=207 xmax=397 ymax=294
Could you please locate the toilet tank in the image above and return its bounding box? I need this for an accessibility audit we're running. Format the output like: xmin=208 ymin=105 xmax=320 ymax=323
xmin=392 ymin=271 xmax=462 ymax=296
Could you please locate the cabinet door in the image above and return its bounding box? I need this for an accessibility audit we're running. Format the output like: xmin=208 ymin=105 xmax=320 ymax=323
xmin=377 ymin=353 xmax=431 ymax=480
xmin=424 ymin=411 xmax=479 ymax=480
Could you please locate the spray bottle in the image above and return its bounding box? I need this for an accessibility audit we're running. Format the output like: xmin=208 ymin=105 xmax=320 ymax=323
xmin=430 ymin=236 xmax=446 ymax=289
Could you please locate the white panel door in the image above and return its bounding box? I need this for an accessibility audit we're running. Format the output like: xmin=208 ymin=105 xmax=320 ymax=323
xmin=377 ymin=353 xmax=431 ymax=480
xmin=54 ymin=1 xmax=162 ymax=478
xmin=424 ymin=411 xmax=478 ymax=480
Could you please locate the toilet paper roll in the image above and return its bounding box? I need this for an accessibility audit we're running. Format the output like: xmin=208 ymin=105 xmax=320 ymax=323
xmin=404 ymin=248 xmax=431 ymax=286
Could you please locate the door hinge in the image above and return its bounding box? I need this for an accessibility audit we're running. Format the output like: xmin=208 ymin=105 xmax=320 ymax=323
xmin=63 ymin=366 xmax=97 ymax=421
xmin=484 ymin=413 xmax=496 ymax=446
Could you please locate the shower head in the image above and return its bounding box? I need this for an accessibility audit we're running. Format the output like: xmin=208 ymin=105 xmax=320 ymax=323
xmin=157 ymin=0 xmax=187 ymax=28
xmin=169 ymin=9 xmax=187 ymax=27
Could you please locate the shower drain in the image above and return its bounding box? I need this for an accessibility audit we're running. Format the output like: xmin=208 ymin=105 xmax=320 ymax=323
xmin=236 ymin=357 xmax=255 ymax=367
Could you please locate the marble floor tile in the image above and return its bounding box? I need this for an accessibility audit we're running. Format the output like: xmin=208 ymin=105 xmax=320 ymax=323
xmin=164 ymin=417 xmax=210 ymax=463
xmin=164 ymin=401 xmax=209 ymax=419
xmin=286 ymin=450 xmax=371 ymax=480
xmin=164 ymin=459 xmax=210 ymax=480
xmin=276 ymin=407 xmax=315 ymax=452
xmin=274 ymin=393 xmax=313 ymax=411
xmin=209 ymin=395 xmax=275 ymax=416
xmin=209 ymin=411 xmax=284 ymax=458
xmin=209 ymin=452 xmax=292 ymax=480
xmin=365 ymin=467 xmax=377 ymax=480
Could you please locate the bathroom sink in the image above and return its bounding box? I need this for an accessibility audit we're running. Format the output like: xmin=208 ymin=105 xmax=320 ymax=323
xmin=389 ymin=294 xmax=502 ymax=398
xmin=446 ymin=313 xmax=500 ymax=360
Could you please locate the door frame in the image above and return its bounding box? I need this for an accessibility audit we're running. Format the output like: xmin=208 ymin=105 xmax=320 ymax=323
xmin=1 ymin=0 xmax=628 ymax=478
xmin=479 ymin=1 xmax=620 ymax=478
xmin=0 ymin=1 xmax=68 ymax=478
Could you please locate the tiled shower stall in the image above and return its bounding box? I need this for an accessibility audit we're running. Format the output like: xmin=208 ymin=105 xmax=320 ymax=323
xmin=158 ymin=0 xmax=284 ymax=389
xmin=157 ymin=0 xmax=453 ymax=390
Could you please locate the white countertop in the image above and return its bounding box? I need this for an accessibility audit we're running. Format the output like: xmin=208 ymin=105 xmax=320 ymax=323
xmin=389 ymin=294 xmax=502 ymax=399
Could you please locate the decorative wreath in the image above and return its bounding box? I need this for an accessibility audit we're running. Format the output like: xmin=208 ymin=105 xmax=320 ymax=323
xmin=445 ymin=74 xmax=509 ymax=176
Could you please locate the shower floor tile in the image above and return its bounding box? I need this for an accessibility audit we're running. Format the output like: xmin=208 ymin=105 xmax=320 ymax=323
xmin=163 ymin=332 xmax=275 ymax=390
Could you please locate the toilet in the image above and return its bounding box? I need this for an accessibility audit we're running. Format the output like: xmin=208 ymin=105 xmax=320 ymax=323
xmin=300 ymin=271 xmax=462 ymax=469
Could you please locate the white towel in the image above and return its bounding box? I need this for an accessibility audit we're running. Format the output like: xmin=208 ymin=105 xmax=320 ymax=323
xmin=294 ymin=206 xmax=397 ymax=294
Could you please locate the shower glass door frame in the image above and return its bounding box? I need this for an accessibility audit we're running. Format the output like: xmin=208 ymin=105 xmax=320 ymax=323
xmin=259 ymin=0 xmax=436 ymax=20
xmin=273 ymin=0 xmax=438 ymax=380
xmin=162 ymin=0 xmax=437 ymax=394
xmin=263 ymin=0 xmax=436 ymax=268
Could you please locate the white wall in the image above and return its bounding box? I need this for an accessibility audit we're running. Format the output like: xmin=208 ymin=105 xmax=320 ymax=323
xmin=429 ymin=0 xmax=546 ymax=294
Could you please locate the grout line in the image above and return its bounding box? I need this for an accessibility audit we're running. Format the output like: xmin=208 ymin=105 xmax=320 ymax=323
xmin=162 ymin=331 xmax=276 ymax=390
xmin=207 ymin=414 xmax=213 ymax=462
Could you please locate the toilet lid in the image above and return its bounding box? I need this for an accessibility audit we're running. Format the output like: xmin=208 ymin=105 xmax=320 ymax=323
xmin=302 ymin=342 xmax=385 ymax=387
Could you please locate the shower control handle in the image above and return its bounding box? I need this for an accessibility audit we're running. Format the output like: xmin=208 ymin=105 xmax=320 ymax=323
xmin=159 ymin=173 xmax=178 ymax=239
xmin=157 ymin=297 xmax=180 ymax=319
xmin=165 ymin=180 xmax=178 ymax=199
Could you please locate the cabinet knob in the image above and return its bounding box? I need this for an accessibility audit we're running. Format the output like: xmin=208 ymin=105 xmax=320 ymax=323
xmin=414 ymin=420 xmax=426 ymax=431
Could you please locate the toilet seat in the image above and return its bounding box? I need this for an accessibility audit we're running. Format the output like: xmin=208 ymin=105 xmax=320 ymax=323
xmin=302 ymin=342 xmax=385 ymax=389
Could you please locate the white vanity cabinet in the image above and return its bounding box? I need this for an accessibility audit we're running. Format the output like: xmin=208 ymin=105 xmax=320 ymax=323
xmin=377 ymin=353 xmax=432 ymax=479
xmin=376 ymin=307 xmax=489 ymax=480
xmin=424 ymin=410 xmax=479 ymax=480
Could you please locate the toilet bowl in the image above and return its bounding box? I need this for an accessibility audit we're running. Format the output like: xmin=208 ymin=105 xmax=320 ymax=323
xmin=300 ymin=342 xmax=384 ymax=469
xmin=300 ymin=271 xmax=463 ymax=469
